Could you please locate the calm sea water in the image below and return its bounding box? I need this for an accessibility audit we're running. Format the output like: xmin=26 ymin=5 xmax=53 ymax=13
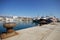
xmin=0 ymin=21 xmax=37 ymax=33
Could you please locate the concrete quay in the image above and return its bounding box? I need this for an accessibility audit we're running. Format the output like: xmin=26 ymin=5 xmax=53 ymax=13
xmin=2 ymin=23 xmax=60 ymax=40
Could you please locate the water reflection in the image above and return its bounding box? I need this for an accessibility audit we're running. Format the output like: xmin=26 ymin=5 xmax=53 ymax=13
xmin=14 ymin=21 xmax=36 ymax=30
xmin=0 ymin=21 xmax=37 ymax=33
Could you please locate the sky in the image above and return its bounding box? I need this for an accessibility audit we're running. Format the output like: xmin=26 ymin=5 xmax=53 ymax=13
xmin=0 ymin=0 xmax=60 ymax=18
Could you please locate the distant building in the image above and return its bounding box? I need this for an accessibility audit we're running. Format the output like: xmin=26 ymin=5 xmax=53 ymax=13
xmin=13 ymin=16 xmax=18 ymax=19
xmin=5 ymin=17 xmax=14 ymax=23
xmin=0 ymin=16 xmax=5 ymax=22
xmin=33 ymin=17 xmax=41 ymax=20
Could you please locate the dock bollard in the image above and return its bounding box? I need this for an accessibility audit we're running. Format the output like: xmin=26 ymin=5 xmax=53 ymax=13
xmin=1 ymin=22 xmax=18 ymax=39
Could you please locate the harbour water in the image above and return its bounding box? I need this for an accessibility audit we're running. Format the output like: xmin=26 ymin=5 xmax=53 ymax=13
xmin=0 ymin=21 xmax=37 ymax=33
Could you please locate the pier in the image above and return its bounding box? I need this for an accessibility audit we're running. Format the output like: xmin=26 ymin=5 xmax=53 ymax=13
xmin=1 ymin=23 xmax=60 ymax=40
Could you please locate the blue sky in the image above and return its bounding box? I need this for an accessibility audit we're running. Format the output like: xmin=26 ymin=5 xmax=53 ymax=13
xmin=0 ymin=0 xmax=60 ymax=18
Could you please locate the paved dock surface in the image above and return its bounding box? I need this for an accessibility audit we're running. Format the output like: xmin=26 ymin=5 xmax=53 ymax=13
xmin=2 ymin=23 xmax=60 ymax=40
